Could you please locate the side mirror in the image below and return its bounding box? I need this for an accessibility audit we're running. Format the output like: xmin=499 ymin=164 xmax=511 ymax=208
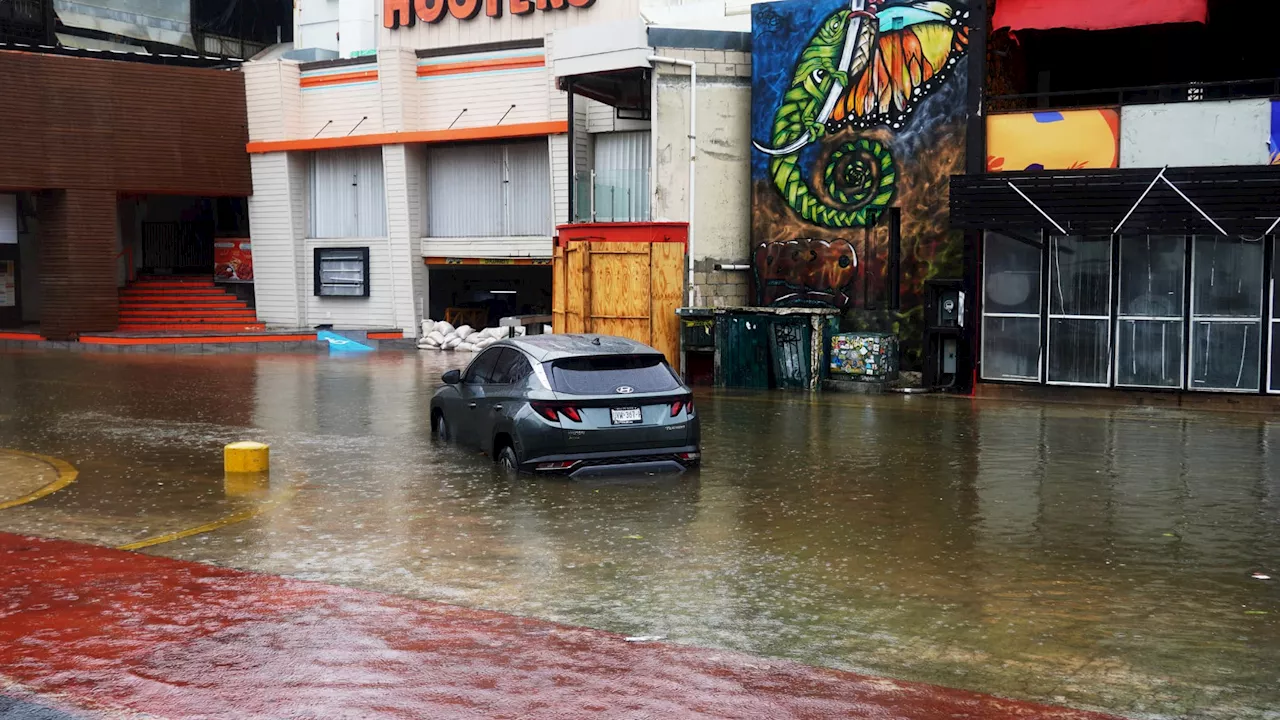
xmin=442 ymin=369 xmax=461 ymax=385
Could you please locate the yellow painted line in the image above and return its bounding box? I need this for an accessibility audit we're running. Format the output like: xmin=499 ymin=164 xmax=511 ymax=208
xmin=0 ymin=449 xmax=79 ymax=511
xmin=116 ymin=483 xmax=299 ymax=551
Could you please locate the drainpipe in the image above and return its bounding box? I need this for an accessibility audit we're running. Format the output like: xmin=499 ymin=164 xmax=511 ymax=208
xmin=647 ymin=55 xmax=697 ymax=308
xmin=714 ymin=263 xmax=750 ymax=271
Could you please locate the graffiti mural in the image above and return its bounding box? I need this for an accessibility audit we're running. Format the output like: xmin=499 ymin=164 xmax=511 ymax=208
xmin=753 ymin=238 xmax=858 ymax=308
xmin=751 ymin=0 xmax=970 ymax=362
xmin=987 ymin=109 xmax=1120 ymax=172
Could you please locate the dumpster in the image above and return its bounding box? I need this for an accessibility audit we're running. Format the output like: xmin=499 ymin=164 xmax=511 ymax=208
xmin=676 ymin=308 xmax=716 ymax=386
xmin=712 ymin=307 xmax=839 ymax=390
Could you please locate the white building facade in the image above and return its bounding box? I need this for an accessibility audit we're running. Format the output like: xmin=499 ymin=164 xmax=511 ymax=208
xmin=244 ymin=0 xmax=755 ymax=337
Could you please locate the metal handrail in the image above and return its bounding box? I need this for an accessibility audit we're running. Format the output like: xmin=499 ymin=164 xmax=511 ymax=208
xmin=115 ymin=246 xmax=134 ymax=284
xmin=987 ymin=76 xmax=1280 ymax=110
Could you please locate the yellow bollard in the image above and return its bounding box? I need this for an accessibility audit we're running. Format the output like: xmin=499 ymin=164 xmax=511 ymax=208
xmin=224 ymin=441 xmax=270 ymax=474
xmin=224 ymin=472 xmax=270 ymax=499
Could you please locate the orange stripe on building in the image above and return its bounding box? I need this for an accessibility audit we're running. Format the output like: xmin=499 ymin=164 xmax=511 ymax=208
xmin=416 ymin=55 xmax=544 ymax=78
xmin=246 ymin=120 xmax=568 ymax=153
xmin=367 ymin=331 xmax=404 ymax=340
xmin=80 ymin=334 xmax=317 ymax=346
xmin=300 ymin=70 xmax=379 ymax=88
xmin=0 ymin=332 xmax=42 ymax=341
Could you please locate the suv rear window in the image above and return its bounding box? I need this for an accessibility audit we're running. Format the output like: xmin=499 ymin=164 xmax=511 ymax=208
xmin=548 ymin=355 xmax=681 ymax=395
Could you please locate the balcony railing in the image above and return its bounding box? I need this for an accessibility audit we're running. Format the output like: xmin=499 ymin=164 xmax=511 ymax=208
xmin=987 ymin=77 xmax=1280 ymax=113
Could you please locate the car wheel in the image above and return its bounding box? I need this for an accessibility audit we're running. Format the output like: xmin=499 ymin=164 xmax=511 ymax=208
xmin=434 ymin=413 xmax=451 ymax=442
xmin=497 ymin=445 xmax=520 ymax=474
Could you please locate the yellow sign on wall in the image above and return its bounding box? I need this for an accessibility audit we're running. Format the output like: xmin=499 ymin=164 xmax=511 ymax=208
xmin=987 ymin=109 xmax=1120 ymax=172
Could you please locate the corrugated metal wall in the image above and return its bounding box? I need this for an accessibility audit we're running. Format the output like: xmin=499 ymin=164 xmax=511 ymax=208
xmin=592 ymin=131 xmax=650 ymax=222
xmin=309 ymin=148 xmax=387 ymax=238
xmin=424 ymin=140 xmax=552 ymax=238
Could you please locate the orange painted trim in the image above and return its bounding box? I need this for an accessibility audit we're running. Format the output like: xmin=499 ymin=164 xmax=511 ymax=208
xmin=416 ymin=55 xmax=544 ymax=78
xmin=367 ymin=331 xmax=404 ymax=340
xmin=246 ymin=120 xmax=568 ymax=153
xmin=300 ymin=70 xmax=379 ymax=88
xmin=0 ymin=332 xmax=43 ymax=341
xmin=423 ymin=257 xmax=553 ymax=266
xmin=81 ymin=333 xmax=315 ymax=346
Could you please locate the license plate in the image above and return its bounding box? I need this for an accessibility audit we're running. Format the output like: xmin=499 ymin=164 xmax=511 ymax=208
xmin=610 ymin=407 xmax=643 ymax=425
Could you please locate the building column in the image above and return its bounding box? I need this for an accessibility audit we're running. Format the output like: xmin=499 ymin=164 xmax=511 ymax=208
xmin=38 ymin=189 xmax=118 ymax=340
xmin=382 ymin=143 xmax=425 ymax=337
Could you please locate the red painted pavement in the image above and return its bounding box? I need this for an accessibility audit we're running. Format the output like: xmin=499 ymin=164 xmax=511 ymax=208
xmin=0 ymin=533 xmax=1125 ymax=719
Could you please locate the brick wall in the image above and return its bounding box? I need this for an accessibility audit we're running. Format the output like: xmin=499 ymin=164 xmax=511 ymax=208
xmin=0 ymin=50 xmax=251 ymax=196
xmin=38 ymin=189 xmax=118 ymax=340
xmin=693 ymin=258 xmax=750 ymax=308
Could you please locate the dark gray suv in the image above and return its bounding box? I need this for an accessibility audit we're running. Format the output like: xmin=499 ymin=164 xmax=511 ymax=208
xmin=430 ymin=334 xmax=700 ymax=477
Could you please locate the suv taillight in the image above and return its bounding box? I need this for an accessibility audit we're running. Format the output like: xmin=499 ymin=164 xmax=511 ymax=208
xmin=670 ymin=395 xmax=694 ymax=417
xmin=532 ymin=402 xmax=582 ymax=422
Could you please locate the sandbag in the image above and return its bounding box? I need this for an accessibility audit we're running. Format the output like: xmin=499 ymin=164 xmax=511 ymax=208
xmin=456 ymin=342 xmax=476 ymax=352
xmin=421 ymin=319 xmax=436 ymax=336
xmin=427 ymin=331 xmax=446 ymax=345
xmin=455 ymin=325 xmax=474 ymax=340
xmin=435 ymin=321 xmax=455 ymax=336
xmin=444 ymin=337 xmax=462 ymax=349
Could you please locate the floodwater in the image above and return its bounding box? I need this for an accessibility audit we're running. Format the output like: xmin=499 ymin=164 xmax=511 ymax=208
xmin=0 ymin=349 xmax=1276 ymax=720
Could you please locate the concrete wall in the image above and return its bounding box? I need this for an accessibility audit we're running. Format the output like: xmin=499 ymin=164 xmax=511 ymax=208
xmin=1120 ymin=99 xmax=1272 ymax=168
xmin=650 ymin=48 xmax=752 ymax=307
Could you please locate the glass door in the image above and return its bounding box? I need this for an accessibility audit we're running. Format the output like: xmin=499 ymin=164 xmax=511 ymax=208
xmin=1115 ymin=235 xmax=1186 ymax=388
xmin=1047 ymin=235 xmax=1112 ymax=386
xmin=1189 ymin=236 xmax=1264 ymax=392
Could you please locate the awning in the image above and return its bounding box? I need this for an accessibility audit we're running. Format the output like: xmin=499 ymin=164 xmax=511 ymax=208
xmin=992 ymin=0 xmax=1207 ymax=32
xmin=950 ymin=166 xmax=1280 ymax=236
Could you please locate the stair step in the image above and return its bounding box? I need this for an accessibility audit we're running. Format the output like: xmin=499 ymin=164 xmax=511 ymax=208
xmin=122 ymin=288 xmax=231 ymax=296
xmin=121 ymin=313 xmax=260 ymax=321
xmin=118 ymin=323 xmax=267 ymax=332
xmin=121 ymin=298 xmax=242 ymax=305
xmin=127 ymin=283 xmax=218 ymax=290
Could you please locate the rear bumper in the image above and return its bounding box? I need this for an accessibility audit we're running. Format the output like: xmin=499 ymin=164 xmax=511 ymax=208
xmin=522 ymin=445 xmax=701 ymax=477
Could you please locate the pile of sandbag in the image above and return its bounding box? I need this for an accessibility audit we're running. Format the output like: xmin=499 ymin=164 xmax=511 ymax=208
xmin=417 ymin=319 xmax=523 ymax=352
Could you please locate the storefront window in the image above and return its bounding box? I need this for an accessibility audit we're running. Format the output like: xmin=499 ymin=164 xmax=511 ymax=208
xmin=1272 ymin=238 xmax=1280 ymax=394
xmin=981 ymin=231 xmax=1042 ymax=382
xmin=309 ymin=149 xmax=387 ymax=239
xmin=1047 ymin=235 xmax=1111 ymax=386
xmin=1189 ymin=236 xmax=1264 ymax=392
xmin=1116 ymin=235 xmax=1185 ymax=388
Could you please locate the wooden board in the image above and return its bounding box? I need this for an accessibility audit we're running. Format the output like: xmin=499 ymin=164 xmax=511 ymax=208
xmin=649 ymin=242 xmax=685 ymax=366
xmin=551 ymin=245 xmax=565 ymax=334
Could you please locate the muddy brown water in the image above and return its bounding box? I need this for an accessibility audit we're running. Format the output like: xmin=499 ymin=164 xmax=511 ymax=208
xmin=0 ymin=349 xmax=1276 ymax=719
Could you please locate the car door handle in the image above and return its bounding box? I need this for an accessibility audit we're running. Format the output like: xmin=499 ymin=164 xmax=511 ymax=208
xmin=468 ymin=402 xmax=478 ymax=409
xmin=492 ymin=404 xmax=503 ymax=411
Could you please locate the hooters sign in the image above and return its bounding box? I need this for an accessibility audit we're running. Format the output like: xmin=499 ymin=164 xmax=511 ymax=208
xmin=384 ymin=0 xmax=595 ymax=27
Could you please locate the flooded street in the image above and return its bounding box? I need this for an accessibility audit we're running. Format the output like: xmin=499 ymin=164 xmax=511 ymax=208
xmin=0 ymin=349 xmax=1277 ymax=719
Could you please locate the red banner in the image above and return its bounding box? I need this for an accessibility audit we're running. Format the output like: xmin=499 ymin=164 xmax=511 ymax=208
xmin=993 ymin=0 xmax=1207 ymax=31
xmin=214 ymin=239 xmax=253 ymax=283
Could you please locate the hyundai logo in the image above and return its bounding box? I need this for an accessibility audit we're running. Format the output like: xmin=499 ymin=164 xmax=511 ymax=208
xmin=615 ymin=386 xmax=635 ymax=394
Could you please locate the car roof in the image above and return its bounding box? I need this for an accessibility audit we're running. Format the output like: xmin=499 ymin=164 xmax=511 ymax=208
xmin=497 ymin=334 xmax=664 ymax=363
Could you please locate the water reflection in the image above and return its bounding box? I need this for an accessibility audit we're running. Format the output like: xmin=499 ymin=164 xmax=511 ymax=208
xmin=0 ymin=349 xmax=1276 ymax=719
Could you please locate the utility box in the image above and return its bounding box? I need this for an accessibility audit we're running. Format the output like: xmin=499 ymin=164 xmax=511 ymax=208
xmin=923 ymin=278 xmax=967 ymax=390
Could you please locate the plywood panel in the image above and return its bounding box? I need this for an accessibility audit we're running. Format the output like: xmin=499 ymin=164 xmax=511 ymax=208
xmin=565 ymin=241 xmax=587 ymax=333
xmin=649 ymin=242 xmax=685 ymax=366
xmin=552 ymin=244 xmax=566 ymax=334
xmin=588 ymin=242 xmax=650 ymax=349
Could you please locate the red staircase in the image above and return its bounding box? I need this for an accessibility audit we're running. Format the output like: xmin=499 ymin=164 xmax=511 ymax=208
xmin=118 ymin=276 xmax=264 ymax=333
